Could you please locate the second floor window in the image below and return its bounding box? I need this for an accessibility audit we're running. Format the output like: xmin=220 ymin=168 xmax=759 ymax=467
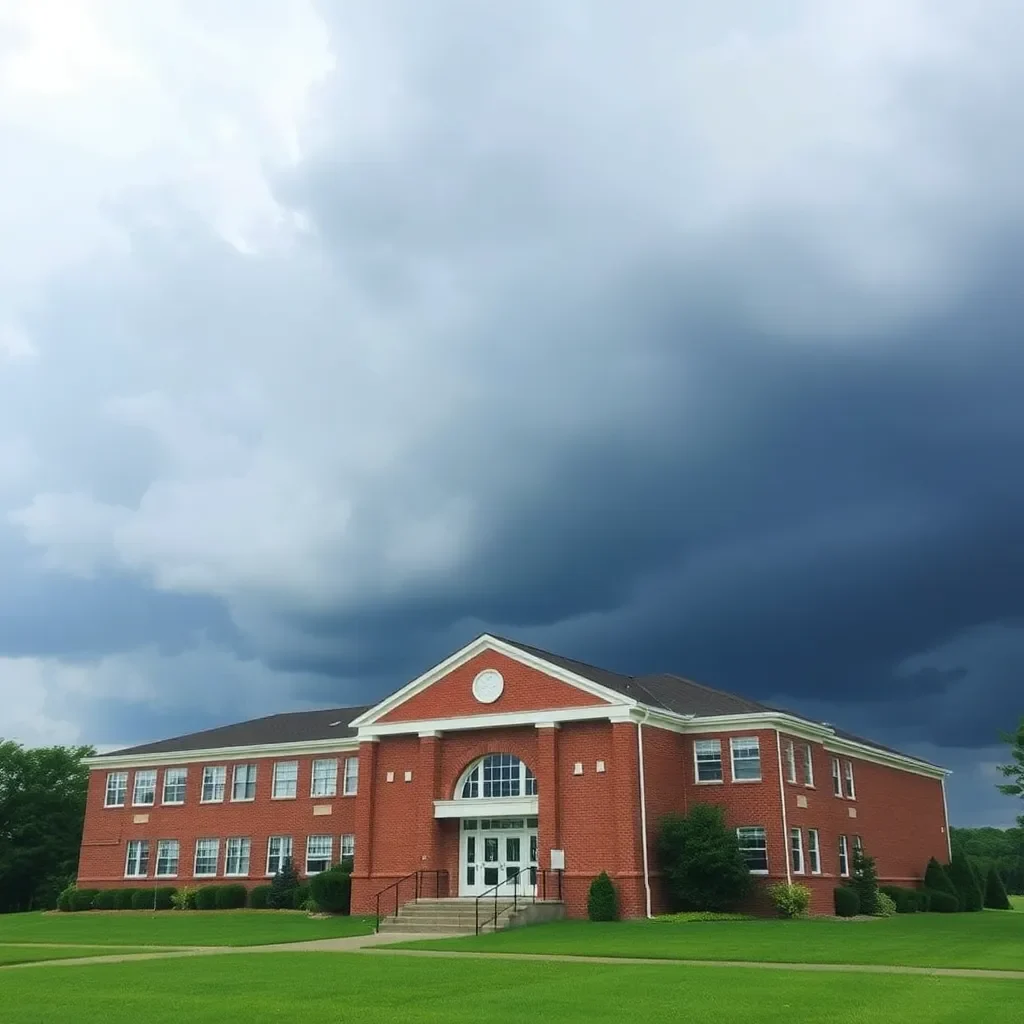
xmin=105 ymin=771 xmax=128 ymax=807
xmin=343 ymin=757 xmax=359 ymax=796
xmin=831 ymin=757 xmax=842 ymax=797
xmin=202 ymin=766 xmax=226 ymax=803
xmin=784 ymin=741 xmax=797 ymax=784
xmin=311 ymin=759 xmax=338 ymax=798
xmin=273 ymin=761 xmax=299 ymax=799
xmin=694 ymin=740 xmax=723 ymax=782
xmin=844 ymin=761 xmax=856 ymax=799
xmin=232 ymin=764 xmax=257 ymax=801
xmin=162 ymin=768 xmax=187 ymax=804
xmin=802 ymin=744 xmax=815 ymax=786
xmin=132 ymin=770 xmax=156 ymax=806
xmin=730 ymin=737 xmax=761 ymax=781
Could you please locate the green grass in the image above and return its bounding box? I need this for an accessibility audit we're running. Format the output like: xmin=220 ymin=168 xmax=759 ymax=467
xmin=393 ymin=911 xmax=1024 ymax=970
xmin=0 ymin=911 xmax=374 ymax=947
xmin=0 ymin=944 xmax=154 ymax=966
xmin=1011 ymin=895 xmax=1024 ymax=911
xmin=2 ymin=952 xmax=1022 ymax=1023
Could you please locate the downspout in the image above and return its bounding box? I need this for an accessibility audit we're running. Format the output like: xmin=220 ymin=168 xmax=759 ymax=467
xmin=775 ymin=730 xmax=792 ymax=885
xmin=636 ymin=709 xmax=653 ymax=919
xmin=941 ymin=774 xmax=952 ymax=862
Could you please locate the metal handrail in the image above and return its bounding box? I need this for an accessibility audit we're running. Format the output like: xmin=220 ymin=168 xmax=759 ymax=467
xmin=373 ymin=869 xmax=449 ymax=932
xmin=474 ymin=867 xmax=563 ymax=935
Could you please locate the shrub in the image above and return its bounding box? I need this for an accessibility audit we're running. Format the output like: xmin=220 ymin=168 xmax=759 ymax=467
xmin=656 ymin=805 xmax=753 ymax=912
xmin=216 ymin=884 xmax=248 ymax=910
xmin=948 ymin=853 xmax=984 ymax=912
xmin=924 ymin=858 xmax=959 ymax=908
xmin=913 ymin=889 xmax=931 ymax=912
xmin=249 ymin=885 xmax=273 ymax=910
xmin=70 ymin=889 xmax=99 ymax=912
xmin=879 ymin=886 xmax=917 ymax=913
xmin=195 ymin=886 xmax=220 ymax=910
xmin=767 ymin=882 xmax=811 ymax=919
xmin=113 ymin=888 xmax=137 ymax=910
xmin=309 ymin=866 xmax=351 ymax=915
xmin=587 ymin=872 xmax=619 ymax=921
xmin=153 ymin=887 xmax=176 ymax=910
xmin=875 ymin=891 xmax=897 ymax=917
xmin=834 ymin=886 xmax=860 ymax=917
xmin=57 ymin=884 xmax=76 ymax=913
xmin=93 ymin=889 xmax=118 ymax=911
xmin=293 ymin=883 xmax=311 ymax=911
xmin=131 ymin=889 xmax=156 ymax=910
xmin=268 ymin=859 xmax=300 ymax=910
xmin=851 ymin=847 xmax=879 ymax=916
xmin=925 ymin=888 xmax=959 ymax=913
xmin=171 ymin=885 xmax=199 ymax=910
xmin=983 ymin=865 xmax=1012 ymax=910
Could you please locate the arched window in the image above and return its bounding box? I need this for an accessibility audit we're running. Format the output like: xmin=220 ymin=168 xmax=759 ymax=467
xmin=458 ymin=754 xmax=537 ymax=799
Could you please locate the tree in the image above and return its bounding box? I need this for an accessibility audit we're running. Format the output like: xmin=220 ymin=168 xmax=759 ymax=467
xmin=923 ymin=857 xmax=959 ymax=908
xmin=851 ymin=847 xmax=880 ymax=915
xmin=997 ymin=717 xmax=1024 ymax=827
xmin=587 ymin=872 xmax=619 ymax=921
xmin=0 ymin=741 xmax=94 ymax=913
xmin=948 ymin=852 xmax=984 ymax=912
xmin=267 ymin=858 xmax=300 ymax=910
xmin=656 ymin=804 xmax=753 ymax=912
xmin=950 ymin=826 xmax=1024 ymax=894
xmin=983 ymin=864 xmax=1012 ymax=910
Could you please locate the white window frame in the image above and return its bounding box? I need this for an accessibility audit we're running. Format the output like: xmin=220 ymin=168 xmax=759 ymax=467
xmin=340 ymin=834 xmax=355 ymax=859
xmin=789 ymin=827 xmax=804 ymax=874
xmin=853 ymin=834 xmax=863 ymax=857
xmin=838 ymin=834 xmax=850 ymax=877
xmin=693 ymin=739 xmax=723 ymax=783
xmin=231 ymin=763 xmax=257 ymax=802
xmin=162 ymin=767 xmax=187 ymax=805
xmin=831 ymin=757 xmax=843 ymax=797
xmin=803 ymin=744 xmax=815 ymax=787
xmin=843 ymin=760 xmax=856 ymax=800
xmin=807 ymin=828 xmax=821 ymax=875
xmin=342 ymin=757 xmax=359 ymax=796
xmin=457 ymin=754 xmax=538 ymax=799
xmin=311 ymin=759 xmax=338 ymax=798
xmin=104 ymin=771 xmax=128 ymax=808
xmin=272 ymin=761 xmax=299 ymax=800
xmin=132 ymin=769 xmax=157 ymax=807
xmin=266 ymin=836 xmax=293 ymax=876
xmin=736 ymin=826 xmax=769 ymax=874
xmin=784 ymin=741 xmax=797 ymax=784
xmin=124 ymin=839 xmax=149 ymax=878
xmin=194 ymin=838 xmax=220 ymax=877
xmin=155 ymin=839 xmax=180 ymax=878
xmin=224 ymin=837 xmax=251 ymax=877
xmin=201 ymin=766 xmax=226 ymax=803
xmin=305 ymin=834 xmax=333 ymax=875
xmin=730 ymin=737 xmax=762 ymax=782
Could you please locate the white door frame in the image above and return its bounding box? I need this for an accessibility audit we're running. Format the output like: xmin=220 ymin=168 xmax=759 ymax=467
xmin=459 ymin=817 xmax=537 ymax=897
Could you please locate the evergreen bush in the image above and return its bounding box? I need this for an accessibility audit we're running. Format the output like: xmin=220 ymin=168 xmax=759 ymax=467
xmin=70 ymin=888 xmax=99 ymax=912
xmin=587 ymin=871 xmax=619 ymax=921
xmin=268 ymin=859 xmax=300 ymax=910
xmin=656 ymin=805 xmax=753 ymax=911
xmin=114 ymin=888 xmax=138 ymax=910
xmin=309 ymin=866 xmax=351 ymax=914
xmin=153 ymin=887 xmax=176 ymax=910
xmin=293 ymin=883 xmax=311 ymax=910
xmin=983 ymin=865 xmax=1012 ymax=910
xmin=851 ymin=848 xmax=880 ymax=916
xmin=195 ymin=886 xmax=220 ymax=910
xmin=879 ymin=886 xmax=917 ymax=913
xmin=833 ymin=886 xmax=860 ymax=917
xmin=924 ymin=888 xmax=959 ymax=912
xmin=216 ymin=884 xmax=248 ymax=910
xmin=923 ymin=858 xmax=959 ymax=908
xmin=93 ymin=889 xmax=118 ymax=911
xmin=57 ymin=884 xmax=76 ymax=912
xmin=131 ymin=888 xmax=156 ymax=910
xmin=913 ymin=889 xmax=931 ymax=912
xmin=248 ymin=885 xmax=273 ymax=910
xmin=948 ymin=853 xmax=984 ymax=911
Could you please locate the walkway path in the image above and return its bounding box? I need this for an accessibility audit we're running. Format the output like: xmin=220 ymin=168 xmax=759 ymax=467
xmin=4 ymin=934 xmax=1023 ymax=982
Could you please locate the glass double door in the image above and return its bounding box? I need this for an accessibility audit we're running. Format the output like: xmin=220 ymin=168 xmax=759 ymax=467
xmin=461 ymin=817 xmax=537 ymax=897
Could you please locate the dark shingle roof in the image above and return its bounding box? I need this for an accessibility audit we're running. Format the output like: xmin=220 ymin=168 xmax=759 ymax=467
xmin=108 ymin=705 xmax=370 ymax=756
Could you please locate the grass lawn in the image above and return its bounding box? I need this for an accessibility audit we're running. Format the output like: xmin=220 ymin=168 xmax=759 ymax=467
xmin=392 ymin=910 xmax=1024 ymax=971
xmin=2 ymin=952 xmax=1022 ymax=1024
xmin=1011 ymin=895 xmax=1024 ymax=911
xmin=0 ymin=944 xmax=152 ymax=966
xmin=0 ymin=911 xmax=374 ymax=947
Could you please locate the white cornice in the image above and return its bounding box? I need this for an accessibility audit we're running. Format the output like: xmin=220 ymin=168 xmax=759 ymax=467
xmin=433 ymin=796 xmax=539 ymax=819
xmin=85 ymin=736 xmax=360 ymax=770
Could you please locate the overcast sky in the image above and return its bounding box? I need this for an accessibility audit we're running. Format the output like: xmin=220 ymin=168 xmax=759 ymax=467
xmin=1 ymin=1 xmax=1022 ymax=827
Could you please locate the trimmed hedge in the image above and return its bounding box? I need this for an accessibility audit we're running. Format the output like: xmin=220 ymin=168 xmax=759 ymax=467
xmin=93 ymin=889 xmax=118 ymax=910
xmin=833 ymin=886 xmax=860 ymax=917
xmin=924 ymin=888 xmax=959 ymax=913
xmin=195 ymin=886 xmax=221 ymax=910
xmin=216 ymin=884 xmax=248 ymax=910
xmin=249 ymin=885 xmax=273 ymax=910
xmin=879 ymin=885 xmax=917 ymax=914
xmin=70 ymin=888 xmax=99 ymax=912
xmin=309 ymin=867 xmax=351 ymax=914
xmin=587 ymin=872 xmax=619 ymax=921
xmin=294 ymin=883 xmax=311 ymax=910
xmin=57 ymin=886 xmax=75 ymax=912
xmin=131 ymin=889 xmax=155 ymax=910
xmin=114 ymin=888 xmax=138 ymax=910
xmin=914 ymin=889 xmax=930 ymax=912
xmin=154 ymin=887 xmax=176 ymax=910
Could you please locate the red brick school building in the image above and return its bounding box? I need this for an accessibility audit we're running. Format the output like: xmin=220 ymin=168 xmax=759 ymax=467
xmin=79 ymin=634 xmax=951 ymax=917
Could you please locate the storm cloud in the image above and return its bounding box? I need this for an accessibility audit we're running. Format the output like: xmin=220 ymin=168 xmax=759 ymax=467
xmin=1 ymin=1 xmax=1022 ymax=826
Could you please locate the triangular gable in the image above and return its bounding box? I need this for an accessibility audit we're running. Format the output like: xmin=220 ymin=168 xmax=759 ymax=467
xmin=350 ymin=634 xmax=633 ymax=727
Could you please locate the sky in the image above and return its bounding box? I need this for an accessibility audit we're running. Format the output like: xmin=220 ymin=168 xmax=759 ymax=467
xmin=0 ymin=1 xmax=1022 ymax=828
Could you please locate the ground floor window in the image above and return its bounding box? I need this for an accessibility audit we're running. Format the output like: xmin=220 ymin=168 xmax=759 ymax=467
xmin=266 ymin=836 xmax=293 ymax=875
xmin=125 ymin=839 xmax=149 ymax=878
xmin=194 ymin=838 xmax=219 ymax=877
xmin=224 ymin=837 xmax=251 ymax=876
xmin=838 ymin=834 xmax=850 ymax=877
xmin=155 ymin=839 xmax=179 ymax=877
xmin=807 ymin=829 xmax=821 ymax=874
xmin=736 ymin=826 xmax=768 ymax=873
xmin=341 ymin=834 xmax=355 ymax=859
xmin=306 ymin=835 xmax=333 ymax=874
xmin=789 ymin=828 xmax=804 ymax=874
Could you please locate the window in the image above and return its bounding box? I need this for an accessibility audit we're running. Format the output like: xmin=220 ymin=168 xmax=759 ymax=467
xmin=790 ymin=827 xmax=804 ymax=874
xmin=342 ymin=757 xmax=359 ymax=796
xmin=156 ymin=839 xmax=179 ymax=877
xmin=224 ymin=837 xmax=251 ymax=876
xmin=162 ymin=768 xmax=187 ymax=804
xmin=272 ymin=761 xmax=298 ymax=799
xmin=802 ymin=744 xmax=815 ymax=786
xmin=730 ymin=737 xmax=761 ymax=782
xmin=831 ymin=757 xmax=842 ymax=797
xmin=853 ymin=834 xmax=863 ymax=857
xmin=784 ymin=741 xmax=797 ymax=784
xmin=311 ymin=759 xmax=338 ymax=798
xmin=694 ymin=739 xmax=723 ymax=783
xmin=104 ymin=771 xmax=128 ymax=807
xmin=341 ymin=834 xmax=355 ymax=859
xmin=194 ymin=838 xmax=219 ymax=877
xmin=838 ymin=835 xmax=850 ymax=877
xmin=736 ymin=827 xmax=768 ymax=873
xmin=132 ymin=770 xmax=157 ymax=806
xmin=232 ymin=764 xmax=257 ymax=801
xmin=459 ymin=755 xmax=537 ymax=799
xmin=807 ymin=829 xmax=821 ymax=874
xmin=266 ymin=836 xmax=293 ymax=875
xmin=305 ymin=835 xmax=333 ymax=874
xmin=201 ymin=766 xmax=226 ymax=803
xmin=125 ymin=839 xmax=149 ymax=877
xmin=843 ymin=761 xmax=856 ymax=799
